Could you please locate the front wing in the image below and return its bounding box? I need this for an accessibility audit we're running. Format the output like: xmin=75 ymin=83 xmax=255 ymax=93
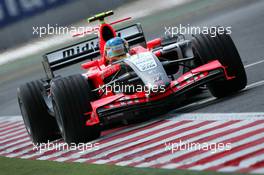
xmin=86 ymin=60 xmax=233 ymax=125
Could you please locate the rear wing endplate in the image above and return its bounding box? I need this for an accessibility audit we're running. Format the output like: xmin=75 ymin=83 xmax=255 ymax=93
xmin=42 ymin=23 xmax=146 ymax=79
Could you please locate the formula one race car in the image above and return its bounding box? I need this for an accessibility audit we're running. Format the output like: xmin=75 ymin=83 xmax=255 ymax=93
xmin=17 ymin=11 xmax=247 ymax=144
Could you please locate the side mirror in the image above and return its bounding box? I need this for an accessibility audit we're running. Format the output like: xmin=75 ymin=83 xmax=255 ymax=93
xmin=81 ymin=60 xmax=100 ymax=70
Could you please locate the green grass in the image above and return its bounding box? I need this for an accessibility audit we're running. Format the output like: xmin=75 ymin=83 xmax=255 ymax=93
xmin=0 ymin=156 xmax=251 ymax=175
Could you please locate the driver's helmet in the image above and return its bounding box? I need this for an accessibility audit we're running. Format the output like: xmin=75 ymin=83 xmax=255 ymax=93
xmin=105 ymin=37 xmax=129 ymax=63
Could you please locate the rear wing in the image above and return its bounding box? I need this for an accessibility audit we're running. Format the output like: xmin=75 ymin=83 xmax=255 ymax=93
xmin=42 ymin=23 xmax=146 ymax=79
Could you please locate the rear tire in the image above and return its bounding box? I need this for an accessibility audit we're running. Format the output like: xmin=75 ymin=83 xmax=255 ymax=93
xmin=17 ymin=80 xmax=60 ymax=144
xmin=192 ymin=28 xmax=247 ymax=98
xmin=51 ymin=74 xmax=100 ymax=144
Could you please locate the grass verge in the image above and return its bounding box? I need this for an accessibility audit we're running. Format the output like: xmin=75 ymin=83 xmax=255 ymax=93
xmin=0 ymin=156 xmax=250 ymax=175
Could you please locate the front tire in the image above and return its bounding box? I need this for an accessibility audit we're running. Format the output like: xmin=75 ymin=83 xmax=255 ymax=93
xmin=51 ymin=74 xmax=100 ymax=144
xmin=192 ymin=28 xmax=247 ymax=98
xmin=17 ymin=80 xmax=60 ymax=144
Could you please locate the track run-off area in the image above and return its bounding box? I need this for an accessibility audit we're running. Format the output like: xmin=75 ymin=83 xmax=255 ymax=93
xmin=1 ymin=112 xmax=264 ymax=174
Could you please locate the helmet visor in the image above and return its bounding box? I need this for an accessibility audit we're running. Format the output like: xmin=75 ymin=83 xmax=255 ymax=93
xmin=107 ymin=43 xmax=126 ymax=58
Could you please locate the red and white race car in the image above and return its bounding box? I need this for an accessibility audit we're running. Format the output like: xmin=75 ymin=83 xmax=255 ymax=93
xmin=17 ymin=11 xmax=247 ymax=144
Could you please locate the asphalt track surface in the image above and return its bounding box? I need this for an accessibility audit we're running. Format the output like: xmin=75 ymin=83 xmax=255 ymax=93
xmin=1 ymin=0 xmax=264 ymax=174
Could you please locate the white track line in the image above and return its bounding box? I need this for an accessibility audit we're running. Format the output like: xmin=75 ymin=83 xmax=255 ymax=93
xmin=172 ymin=78 xmax=264 ymax=113
xmin=6 ymin=145 xmax=35 ymax=158
xmin=115 ymin=120 xmax=256 ymax=166
xmin=73 ymin=121 xmax=217 ymax=163
xmin=239 ymin=153 xmax=264 ymax=168
xmin=0 ymin=116 xmax=22 ymax=122
xmin=2 ymin=120 xmax=162 ymax=158
xmin=171 ymin=97 xmax=216 ymax=113
xmin=169 ymin=113 xmax=264 ymax=120
xmin=1 ymin=114 xmax=263 ymax=160
xmin=4 ymin=142 xmax=41 ymax=158
xmin=96 ymin=120 xmax=244 ymax=165
xmin=251 ymin=168 xmax=264 ymax=174
xmin=132 ymin=120 xmax=261 ymax=167
xmin=161 ymin=132 xmax=264 ymax=169
xmin=0 ymin=132 xmax=28 ymax=143
xmin=245 ymin=59 xmax=264 ymax=68
xmin=38 ymin=121 xmax=203 ymax=161
xmin=0 ymin=121 xmax=24 ymax=132
xmin=0 ymin=125 xmax=25 ymax=137
xmin=246 ymin=79 xmax=264 ymax=89
xmin=0 ymin=137 xmax=30 ymax=150
xmin=189 ymin=141 xmax=264 ymax=171
xmin=0 ymin=129 xmax=27 ymax=140
xmin=0 ymin=121 xmax=12 ymax=127
xmin=170 ymin=132 xmax=264 ymax=170
xmin=218 ymin=166 xmax=241 ymax=172
xmin=172 ymin=59 xmax=264 ymax=113
xmin=20 ymin=120 xmax=182 ymax=159
xmin=1 ymin=142 xmax=32 ymax=155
